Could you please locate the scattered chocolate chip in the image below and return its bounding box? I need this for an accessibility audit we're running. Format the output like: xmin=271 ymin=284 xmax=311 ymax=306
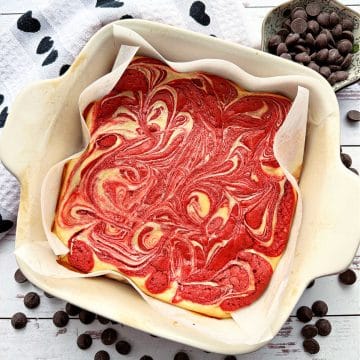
xmin=14 ymin=269 xmax=27 ymax=283
xmin=140 ymin=356 xmax=153 ymax=360
xmin=65 ymin=303 xmax=80 ymax=316
xmin=94 ymin=350 xmax=110 ymax=360
xmin=285 ymin=33 xmax=300 ymax=47
xmin=320 ymin=66 xmax=331 ymax=78
xmin=316 ymin=48 xmax=329 ymax=63
xmin=301 ymin=324 xmax=318 ymax=339
xmin=307 ymin=280 xmax=315 ymax=288
xmin=342 ymin=18 xmax=354 ymax=31
xmin=292 ymin=9 xmax=307 ymax=21
xmin=305 ymin=33 xmax=315 ymax=47
xmin=341 ymin=153 xmax=352 ymax=168
xmin=276 ymin=43 xmax=288 ymax=56
xmin=342 ymin=30 xmax=354 ymax=43
xmin=11 ymin=312 xmax=27 ymax=329
xmin=291 ymin=18 xmax=308 ymax=33
xmin=328 ymin=48 xmax=341 ymax=64
xmin=316 ymin=318 xmax=332 ymax=336
xmin=24 ymin=292 xmax=40 ymax=309
xmin=329 ymin=65 xmax=342 ymax=72
xmin=277 ymin=28 xmax=289 ymax=40
xmin=341 ymin=53 xmax=352 ymax=69
xmin=327 ymin=73 xmax=337 ymax=85
xmin=43 ymin=292 xmax=54 ymax=298
xmin=329 ymin=12 xmax=340 ymax=27
xmin=115 ymin=340 xmax=132 ymax=355
xmin=303 ymin=338 xmax=320 ymax=354
xmin=308 ymin=61 xmax=320 ymax=72
xmin=294 ymin=45 xmax=308 ymax=53
xmin=97 ymin=315 xmax=110 ymax=324
xmin=339 ymin=269 xmax=357 ymax=284
xmin=350 ymin=168 xmax=359 ymax=175
xmin=332 ymin=24 xmax=343 ymax=39
xmin=295 ymin=52 xmax=311 ymax=64
xmin=315 ymin=33 xmax=328 ymax=49
xmin=332 ymin=71 xmax=348 ymax=83
xmin=268 ymin=35 xmax=282 ymax=52
xmin=337 ymin=39 xmax=353 ymax=55
xmin=312 ymin=301 xmax=328 ymax=317
xmin=296 ymin=306 xmax=313 ymax=323
xmin=101 ymin=328 xmax=118 ymax=345
xmin=306 ymin=2 xmax=321 ymax=17
xmin=347 ymin=110 xmax=360 ymax=122
xmin=77 ymin=333 xmax=92 ymax=350
xmin=282 ymin=18 xmax=292 ymax=31
xmin=280 ymin=53 xmax=292 ymax=60
xmin=317 ymin=12 xmax=330 ymax=27
xmin=53 ymin=311 xmax=69 ymax=328
xmin=174 ymin=351 xmax=190 ymax=360
xmin=79 ymin=310 xmax=96 ymax=324
xmin=307 ymin=20 xmax=320 ymax=35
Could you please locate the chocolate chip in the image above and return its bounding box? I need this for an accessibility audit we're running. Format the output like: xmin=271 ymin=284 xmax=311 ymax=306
xmin=301 ymin=324 xmax=318 ymax=339
xmin=316 ymin=48 xmax=329 ymax=63
xmin=341 ymin=153 xmax=352 ymax=168
xmin=24 ymin=292 xmax=40 ymax=309
xmin=308 ymin=61 xmax=320 ymax=72
xmin=276 ymin=43 xmax=288 ymax=56
xmin=268 ymin=35 xmax=282 ymax=52
xmin=321 ymin=29 xmax=335 ymax=47
xmin=320 ymin=66 xmax=331 ymax=78
xmin=339 ymin=269 xmax=357 ymax=284
xmin=305 ymin=33 xmax=315 ymax=47
xmin=296 ymin=306 xmax=313 ymax=323
xmin=337 ymin=39 xmax=352 ymax=55
xmin=277 ymin=28 xmax=290 ymax=40
xmin=43 ymin=292 xmax=54 ymax=298
xmin=307 ymin=20 xmax=320 ymax=35
xmin=342 ymin=18 xmax=354 ymax=31
xmin=115 ymin=340 xmax=132 ymax=355
xmin=315 ymin=33 xmax=327 ymax=49
xmin=312 ymin=301 xmax=328 ymax=317
xmin=94 ymin=350 xmax=110 ymax=360
xmin=174 ymin=351 xmax=190 ymax=360
xmin=280 ymin=53 xmax=292 ymax=60
xmin=329 ymin=12 xmax=340 ymax=27
xmin=303 ymin=338 xmax=320 ymax=354
xmin=65 ymin=303 xmax=80 ymax=316
xmin=341 ymin=54 xmax=352 ymax=69
xmin=53 ymin=311 xmax=69 ymax=328
xmin=332 ymin=24 xmax=343 ymax=39
xmin=79 ymin=310 xmax=96 ymax=324
xmin=11 ymin=312 xmax=27 ymax=329
xmin=294 ymin=45 xmax=308 ymax=53
xmin=310 ymin=51 xmax=317 ymax=60
xmin=140 ymin=356 xmax=153 ymax=360
xmin=327 ymin=73 xmax=337 ymax=85
xmin=316 ymin=318 xmax=332 ymax=336
xmin=328 ymin=48 xmax=341 ymax=64
xmin=307 ymin=280 xmax=315 ymax=288
xmin=347 ymin=110 xmax=360 ymax=122
xmin=350 ymin=168 xmax=359 ymax=175
xmin=306 ymin=3 xmax=321 ymax=17
xmin=329 ymin=65 xmax=341 ymax=72
xmin=97 ymin=315 xmax=110 ymax=324
xmin=332 ymin=71 xmax=348 ymax=83
xmin=285 ymin=33 xmax=300 ymax=47
xmin=77 ymin=333 xmax=92 ymax=349
xmin=14 ymin=269 xmax=27 ymax=283
xmin=317 ymin=12 xmax=330 ymax=28
xmin=282 ymin=18 xmax=292 ymax=31
xmin=292 ymin=9 xmax=307 ymax=21
xmin=224 ymin=357 xmax=237 ymax=360
xmin=101 ymin=328 xmax=118 ymax=345
xmin=295 ymin=52 xmax=311 ymax=64
xmin=291 ymin=18 xmax=307 ymax=33
xmin=341 ymin=30 xmax=354 ymax=43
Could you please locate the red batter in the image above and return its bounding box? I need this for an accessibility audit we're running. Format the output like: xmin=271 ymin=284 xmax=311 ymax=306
xmin=54 ymin=57 xmax=296 ymax=317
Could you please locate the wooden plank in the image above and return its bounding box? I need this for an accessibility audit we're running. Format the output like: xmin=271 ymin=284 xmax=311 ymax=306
xmin=0 ymin=316 xmax=359 ymax=359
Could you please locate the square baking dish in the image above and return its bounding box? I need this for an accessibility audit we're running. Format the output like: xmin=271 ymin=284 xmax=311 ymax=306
xmin=0 ymin=20 xmax=359 ymax=355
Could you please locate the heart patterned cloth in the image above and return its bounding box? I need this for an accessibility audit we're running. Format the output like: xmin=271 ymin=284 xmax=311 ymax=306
xmin=0 ymin=0 xmax=259 ymax=238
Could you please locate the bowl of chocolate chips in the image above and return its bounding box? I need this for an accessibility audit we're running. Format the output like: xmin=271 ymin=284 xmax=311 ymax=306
xmin=262 ymin=0 xmax=359 ymax=91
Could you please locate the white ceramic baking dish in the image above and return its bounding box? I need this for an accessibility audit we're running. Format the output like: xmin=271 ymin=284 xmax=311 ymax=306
xmin=1 ymin=20 xmax=359 ymax=355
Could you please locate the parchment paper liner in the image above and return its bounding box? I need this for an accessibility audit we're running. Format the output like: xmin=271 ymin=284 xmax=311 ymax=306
xmin=15 ymin=25 xmax=309 ymax=345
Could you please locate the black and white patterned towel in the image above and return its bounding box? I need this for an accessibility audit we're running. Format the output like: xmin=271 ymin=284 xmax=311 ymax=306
xmin=0 ymin=0 xmax=259 ymax=238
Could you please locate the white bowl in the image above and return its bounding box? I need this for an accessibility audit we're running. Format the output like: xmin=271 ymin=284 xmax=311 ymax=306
xmin=0 ymin=20 xmax=359 ymax=355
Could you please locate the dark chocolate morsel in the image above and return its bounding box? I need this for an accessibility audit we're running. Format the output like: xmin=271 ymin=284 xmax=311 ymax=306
xmin=329 ymin=12 xmax=340 ymax=27
xmin=296 ymin=306 xmax=313 ymax=323
xmin=341 ymin=18 xmax=354 ymax=31
xmin=303 ymin=338 xmax=320 ymax=354
xmin=341 ymin=31 xmax=354 ymax=44
xmin=307 ymin=20 xmax=320 ymax=35
xmin=24 ymin=292 xmax=40 ymax=309
xmin=319 ymin=66 xmax=331 ymax=78
xmin=294 ymin=45 xmax=307 ymax=53
xmin=280 ymin=53 xmax=292 ymax=60
xmin=306 ymin=2 xmax=321 ymax=17
xmin=282 ymin=18 xmax=292 ymax=31
xmin=14 ymin=269 xmax=27 ymax=283
xmin=347 ymin=110 xmax=360 ymax=122
xmin=224 ymin=357 xmax=237 ymax=360
xmin=301 ymin=324 xmax=318 ymax=339
xmin=277 ymin=28 xmax=290 ymax=40
xmin=295 ymin=52 xmax=311 ymax=64
xmin=65 ymin=303 xmax=81 ymax=316
xmin=79 ymin=310 xmax=96 ymax=324
xmin=276 ymin=43 xmax=288 ymax=56
xmin=140 ymin=356 xmax=154 ymax=360
xmin=315 ymin=33 xmax=327 ymax=49
xmin=329 ymin=65 xmax=341 ymax=72
xmin=316 ymin=318 xmax=332 ymax=336
xmin=333 ymin=71 xmax=348 ymax=82
xmin=11 ymin=312 xmax=27 ymax=329
xmin=339 ymin=269 xmax=357 ymax=284
xmin=101 ymin=328 xmax=118 ymax=345
xmin=341 ymin=153 xmax=352 ymax=168
xmin=321 ymin=29 xmax=335 ymax=47
xmin=291 ymin=18 xmax=307 ymax=33
xmin=115 ymin=340 xmax=132 ymax=355
xmin=332 ymin=24 xmax=343 ymax=39
xmin=94 ymin=350 xmax=110 ymax=360
xmin=285 ymin=33 xmax=300 ymax=47
xmin=308 ymin=61 xmax=320 ymax=72
xmin=312 ymin=300 xmax=328 ymax=317
xmin=174 ymin=351 xmax=190 ymax=360
xmin=317 ymin=12 xmax=330 ymax=28
xmin=341 ymin=54 xmax=352 ymax=69
xmin=77 ymin=333 xmax=93 ymax=349
xmin=337 ymin=39 xmax=352 ymax=55
xmin=292 ymin=9 xmax=307 ymax=21
xmin=307 ymin=280 xmax=315 ymax=288
xmin=328 ymin=49 xmax=341 ymax=64
xmin=268 ymin=35 xmax=282 ymax=52
xmin=327 ymin=73 xmax=337 ymax=85
xmin=305 ymin=33 xmax=315 ymax=47
xmin=53 ymin=311 xmax=69 ymax=328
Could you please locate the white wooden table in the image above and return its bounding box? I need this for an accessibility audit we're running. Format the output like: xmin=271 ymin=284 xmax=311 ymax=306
xmin=0 ymin=1 xmax=359 ymax=359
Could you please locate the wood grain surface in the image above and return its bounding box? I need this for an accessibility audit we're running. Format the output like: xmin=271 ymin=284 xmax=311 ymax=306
xmin=0 ymin=1 xmax=359 ymax=359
